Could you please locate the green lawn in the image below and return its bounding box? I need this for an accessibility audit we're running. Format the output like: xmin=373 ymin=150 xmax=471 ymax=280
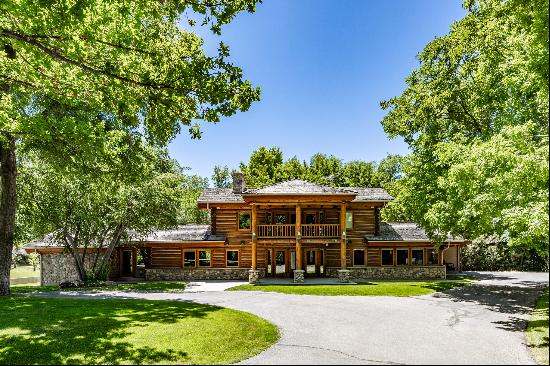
xmin=10 ymin=265 xmax=40 ymax=279
xmin=0 ymin=295 xmax=279 ymax=365
xmin=227 ymin=280 xmax=471 ymax=296
xmin=526 ymin=287 xmax=549 ymax=365
xmin=10 ymin=281 xmax=188 ymax=294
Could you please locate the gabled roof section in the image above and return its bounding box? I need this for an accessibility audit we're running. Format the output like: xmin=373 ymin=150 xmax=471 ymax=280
xmin=244 ymin=180 xmax=357 ymax=195
xmin=365 ymin=222 xmax=465 ymax=242
xmin=197 ymin=188 xmax=245 ymax=204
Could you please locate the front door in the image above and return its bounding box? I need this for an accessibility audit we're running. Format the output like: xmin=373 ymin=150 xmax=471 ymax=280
xmin=120 ymin=249 xmax=134 ymax=276
xmin=275 ymin=250 xmax=287 ymax=277
xmin=304 ymin=249 xmax=325 ymax=277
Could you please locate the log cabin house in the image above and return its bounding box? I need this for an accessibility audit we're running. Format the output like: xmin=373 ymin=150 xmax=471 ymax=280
xmin=27 ymin=173 xmax=466 ymax=285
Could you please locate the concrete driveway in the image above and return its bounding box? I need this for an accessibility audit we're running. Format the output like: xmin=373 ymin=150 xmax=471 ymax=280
xmin=35 ymin=271 xmax=548 ymax=365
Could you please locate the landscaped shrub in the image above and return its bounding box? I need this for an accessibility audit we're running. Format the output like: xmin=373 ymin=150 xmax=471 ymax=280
xmin=461 ymin=236 xmax=549 ymax=272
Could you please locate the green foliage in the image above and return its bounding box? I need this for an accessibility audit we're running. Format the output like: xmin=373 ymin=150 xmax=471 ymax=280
xmin=1 ymin=0 xmax=261 ymax=144
xmin=239 ymin=146 xmax=405 ymax=190
xmin=27 ymin=253 xmax=39 ymax=271
xmin=380 ymin=0 xmax=549 ymax=252
xmin=461 ymin=236 xmax=549 ymax=272
xmin=211 ymin=165 xmax=232 ymax=188
xmin=16 ymin=144 xmax=201 ymax=281
xmin=526 ymin=287 xmax=549 ymax=365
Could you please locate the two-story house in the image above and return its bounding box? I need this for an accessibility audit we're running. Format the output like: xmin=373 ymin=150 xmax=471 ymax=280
xmin=28 ymin=173 xmax=466 ymax=285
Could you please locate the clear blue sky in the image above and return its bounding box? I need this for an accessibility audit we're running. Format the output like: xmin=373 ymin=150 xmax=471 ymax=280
xmin=169 ymin=0 xmax=466 ymax=182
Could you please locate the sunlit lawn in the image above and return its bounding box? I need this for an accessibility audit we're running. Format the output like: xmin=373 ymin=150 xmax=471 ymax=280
xmin=526 ymin=287 xmax=549 ymax=365
xmin=0 ymin=295 xmax=278 ymax=365
xmin=227 ymin=279 xmax=472 ymax=296
xmin=10 ymin=281 xmax=188 ymax=294
xmin=10 ymin=265 xmax=39 ymax=279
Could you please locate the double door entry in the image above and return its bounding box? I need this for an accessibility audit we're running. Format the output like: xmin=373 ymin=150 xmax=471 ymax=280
xmin=266 ymin=248 xmax=325 ymax=277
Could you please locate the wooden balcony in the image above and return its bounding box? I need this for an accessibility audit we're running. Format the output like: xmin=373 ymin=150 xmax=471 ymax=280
xmin=256 ymin=224 xmax=340 ymax=238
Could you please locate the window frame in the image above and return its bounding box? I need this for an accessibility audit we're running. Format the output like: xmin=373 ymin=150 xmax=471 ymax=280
xmin=411 ymin=248 xmax=424 ymax=266
xmin=396 ymin=248 xmax=409 ymax=266
xmin=426 ymin=249 xmax=440 ymax=266
xmin=345 ymin=211 xmax=354 ymax=231
xmin=198 ymin=250 xmax=212 ymax=267
xmin=226 ymin=249 xmax=239 ymax=267
xmin=353 ymin=249 xmax=366 ymax=266
xmin=183 ymin=250 xmax=196 ymax=268
xmin=237 ymin=211 xmax=251 ymax=231
xmin=381 ymin=248 xmax=394 ymax=266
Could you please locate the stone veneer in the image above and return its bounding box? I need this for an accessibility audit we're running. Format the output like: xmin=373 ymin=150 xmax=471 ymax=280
xmin=40 ymin=253 xmax=96 ymax=286
xmin=326 ymin=266 xmax=446 ymax=280
xmin=145 ymin=267 xmax=265 ymax=281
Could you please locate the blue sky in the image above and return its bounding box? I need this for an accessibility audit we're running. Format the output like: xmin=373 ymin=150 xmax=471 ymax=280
xmin=170 ymin=0 xmax=466 ymax=182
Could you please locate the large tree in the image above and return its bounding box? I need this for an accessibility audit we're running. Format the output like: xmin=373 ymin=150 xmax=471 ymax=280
xmin=380 ymin=0 xmax=548 ymax=253
xmin=0 ymin=0 xmax=261 ymax=295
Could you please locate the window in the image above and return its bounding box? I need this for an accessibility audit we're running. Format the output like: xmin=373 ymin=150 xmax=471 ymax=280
xmin=381 ymin=249 xmax=394 ymax=266
xmin=353 ymin=249 xmax=365 ymax=266
xmin=275 ymin=213 xmax=286 ymax=224
xmin=198 ymin=250 xmax=211 ymax=267
xmin=411 ymin=249 xmax=424 ymax=265
xmin=305 ymin=213 xmax=316 ymax=224
xmin=397 ymin=249 xmax=409 ymax=265
xmin=238 ymin=212 xmax=251 ymax=230
xmin=346 ymin=212 xmax=353 ymax=230
xmin=183 ymin=251 xmax=196 ymax=267
xmin=265 ymin=212 xmax=272 ymax=224
xmin=427 ymin=249 xmax=439 ymax=265
xmin=226 ymin=250 xmax=239 ymax=267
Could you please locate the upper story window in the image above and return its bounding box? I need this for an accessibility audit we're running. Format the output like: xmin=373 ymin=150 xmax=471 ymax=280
xmin=346 ymin=212 xmax=353 ymax=230
xmin=238 ymin=212 xmax=251 ymax=230
xmin=275 ymin=213 xmax=286 ymax=224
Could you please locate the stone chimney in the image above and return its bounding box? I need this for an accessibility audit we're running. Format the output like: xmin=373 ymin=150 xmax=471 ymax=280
xmin=232 ymin=171 xmax=245 ymax=194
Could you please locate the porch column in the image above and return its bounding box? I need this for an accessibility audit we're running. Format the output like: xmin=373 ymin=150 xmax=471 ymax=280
xmin=251 ymin=205 xmax=257 ymax=270
xmin=295 ymin=205 xmax=302 ymax=270
xmin=340 ymin=203 xmax=347 ymax=268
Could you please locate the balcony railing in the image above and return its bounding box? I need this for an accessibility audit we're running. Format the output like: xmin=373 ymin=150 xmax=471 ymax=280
xmin=300 ymin=224 xmax=340 ymax=238
xmin=256 ymin=224 xmax=340 ymax=238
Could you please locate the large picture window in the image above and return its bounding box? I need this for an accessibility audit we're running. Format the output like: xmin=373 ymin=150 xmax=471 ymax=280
xmin=353 ymin=249 xmax=365 ymax=266
xmin=397 ymin=249 xmax=409 ymax=265
xmin=411 ymin=249 xmax=424 ymax=265
xmin=183 ymin=251 xmax=196 ymax=267
xmin=226 ymin=250 xmax=239 ymax=267
xmin=381 ymin=249 xmax=393 ymax=266
xmin=198 ymin=250 xmax=211 ymax=267
xmin=238 ymin=212 xmax=251 ymax=230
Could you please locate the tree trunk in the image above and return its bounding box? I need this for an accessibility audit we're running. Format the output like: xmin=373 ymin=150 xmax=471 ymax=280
xmin=0 ymin=136 xmax=16 ymax=296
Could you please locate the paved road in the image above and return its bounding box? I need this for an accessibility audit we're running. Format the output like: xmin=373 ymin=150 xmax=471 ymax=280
xmin=34 ymin=271 xmax=548 ymax=365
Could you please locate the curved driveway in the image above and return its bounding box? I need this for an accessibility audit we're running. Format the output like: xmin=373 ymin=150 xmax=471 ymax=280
xmin=36 ymin=272 xmax=548 ymax=365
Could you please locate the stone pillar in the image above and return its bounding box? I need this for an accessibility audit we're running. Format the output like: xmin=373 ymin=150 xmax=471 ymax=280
xmin=249 ymin=269 xmax=261 ymax=284
xmin=337 ymin=269 xmax=351 ymax=283
xmin=293 ymin=269 xmax=305 ymax=283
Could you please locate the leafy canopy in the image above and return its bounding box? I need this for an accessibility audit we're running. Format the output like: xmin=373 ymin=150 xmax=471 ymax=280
xmin=380 ymin=0 xmax=549 ymax=253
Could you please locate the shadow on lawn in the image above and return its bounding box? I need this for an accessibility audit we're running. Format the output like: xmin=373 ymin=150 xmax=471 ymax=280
xmin=0 ymin=296 xmax=220 ymax=365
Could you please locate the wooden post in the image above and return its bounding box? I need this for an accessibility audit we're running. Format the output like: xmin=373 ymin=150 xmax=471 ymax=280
xmin=340 ymin=204 xmax=347 ymax=268
xmin=251 ymin=205 xmax=257 ymax=270
xmin=295 ymin=205 xmax=302 ymax=270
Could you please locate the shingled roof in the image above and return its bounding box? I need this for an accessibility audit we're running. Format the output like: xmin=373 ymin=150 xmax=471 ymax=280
xmin=198 ymin=180 xmax=393 ymax=203
xmin=141 ymin=225 xmax=226 ymax=242
xmin=244 ymin=180 xmax=357 ymax=195
xmin=24 ymin=225 xmax=226 ymax=249
xmin=365 ymin=222 xmax=464 ymax=242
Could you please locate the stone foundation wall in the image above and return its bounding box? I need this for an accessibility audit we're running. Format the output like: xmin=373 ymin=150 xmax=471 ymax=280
xmin=145 ymin=268 xmax=266 ymax=281
xmin=40 ymin=253 xmax=96 ymax=286
xmin=326 ymin=266 xmax=446 ymax=280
